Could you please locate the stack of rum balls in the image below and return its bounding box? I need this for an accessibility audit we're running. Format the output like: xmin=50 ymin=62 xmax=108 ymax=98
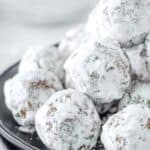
xmin=4 ymin=0 xmax=150 ymax=150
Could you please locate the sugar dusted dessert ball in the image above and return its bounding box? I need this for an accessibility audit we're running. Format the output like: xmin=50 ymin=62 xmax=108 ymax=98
xmin=59 ymin=24 xmax=94 ymax=59
xmin=19 ymin=45 xmax=65 ymax=83
xmin=87 ymin=0 xmax=150 ymax=47
xmin=119 ymin=82 xmax=150 ymax=110
xmin=4 ymin=70 xmax=63 ymax=132
xmin=124 ymin=44 xmax=150 ymax=81
xmin=65 ymin=40 xmax=131 ymax=108
xmin=101 ymin=104 xmax=150 ymax=150
xmin=35 ymin=89 xmax=101 ymax=150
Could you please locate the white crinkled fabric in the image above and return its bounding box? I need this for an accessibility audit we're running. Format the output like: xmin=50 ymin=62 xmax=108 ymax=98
xmin=65 ymin=40 xmax=131 ymax=108
xmin=4 ymin=70 xmax=63 ymax=133
xmin=101 ymin=104 xmax=150 ymax=150
xmin=87 ymin=0 xmax=150 ymax=47
xmin=35 ymin=89 xmax=101 ymax=150
xmin=19 ymin=45 xmax=65 ymax=83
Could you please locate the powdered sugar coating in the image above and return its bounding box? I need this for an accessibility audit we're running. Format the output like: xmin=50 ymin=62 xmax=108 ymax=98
xmin=59 ymin=24 xmax=93 ymax=59
xmin=101 ymin=104 xmax=150 ymax=150
xmin=35 ymin=89 xmax=101 ymax=150
xmin=19 ymin=45 xmax=65 ymax=83
xmin=64 ymin=74 xmax=117 ymax=114
xmin=64 ymin=73 xmax=76 ymax=89
xmin=119 ymin=82 xmax=150 ymax=110
xmin=124 ymin=44 xmax=150 ymax=81
xmin=65 ymin=40 xmax=131 ymax=106
xmin=4 ymin=70 xmax=63 ymax=132
xmin=145 ymin=34 xmax=150 ymax=51
xmin=87 ymin=0 xmax=150 ymax=47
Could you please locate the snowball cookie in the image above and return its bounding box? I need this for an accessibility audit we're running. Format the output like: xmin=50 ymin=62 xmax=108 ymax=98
xmin=65 ymin=40 xmax=131 ymax=106
xmin=124 ymin=44 xmax=150 ymax=81
xmin=4 ymin=70 xmax=63 ymax=132
xmin=87 ymin=0 xmax=150 ymax=48
xmin=35 ymin=89 xmax=101 ymax=150
xmin=101 ymin=104 xmax=150 ymax=150
xmin=119 ymin=82 xmax=150 ymax=110
xmin=19 ymin=45 xmax=65 ymax=83
xmin=59 ymin=24 xmax=94 ymax=59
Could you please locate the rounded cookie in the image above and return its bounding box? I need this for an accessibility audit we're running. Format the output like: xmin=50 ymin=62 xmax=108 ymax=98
xmin=35 ymin=89 xmax=101 ymax=150
xmin=87 ymin=0 xmax=150 ymax=47
xmin=65 ymin=40 xmax=131 ymax=107
xmin=19 ymin=45 xmax=65 ymax=83
xmin=4 ymin=70 xmax=63 ymax=132
xmin=101 ymin=104 xmax=150 ymax=150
